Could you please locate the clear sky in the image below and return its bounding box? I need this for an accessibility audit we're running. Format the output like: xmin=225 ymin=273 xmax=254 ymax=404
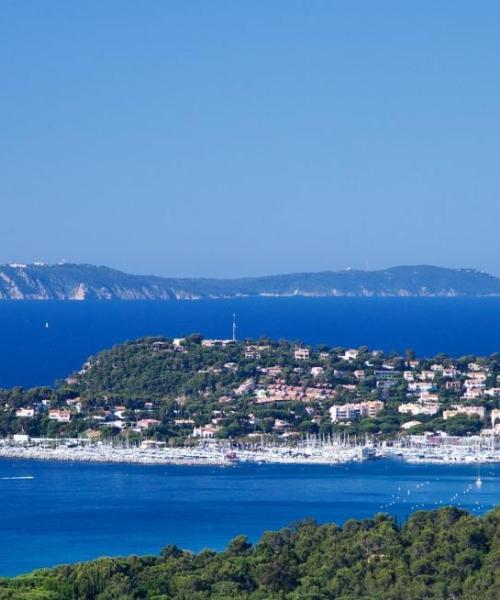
xmin=1 ymin=1 xmax=499 ymax=277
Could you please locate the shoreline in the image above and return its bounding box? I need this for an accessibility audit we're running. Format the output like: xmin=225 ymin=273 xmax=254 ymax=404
xmin=0 ymin=445 xmax=363 ymax=466
xmin=1 ymin=444 xmax=498 ymax=467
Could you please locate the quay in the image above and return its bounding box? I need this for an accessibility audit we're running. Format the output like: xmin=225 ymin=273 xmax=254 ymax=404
xmin=0 ymin=434 xmax=498 ymax=466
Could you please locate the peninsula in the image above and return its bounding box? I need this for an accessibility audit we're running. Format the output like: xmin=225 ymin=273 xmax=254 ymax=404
xmin=1 ymin=263 xmax=500 ymax=300
xmin=1 ymin=335 xmax=498 ymax=465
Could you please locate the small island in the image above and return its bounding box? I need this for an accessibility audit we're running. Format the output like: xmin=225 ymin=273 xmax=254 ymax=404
xmin=0 ymin=335 xmax=498 ymax=465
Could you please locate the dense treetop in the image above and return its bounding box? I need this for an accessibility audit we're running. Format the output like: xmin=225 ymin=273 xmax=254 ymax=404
xmin=0 ymin=507 xmax=498 ymax=599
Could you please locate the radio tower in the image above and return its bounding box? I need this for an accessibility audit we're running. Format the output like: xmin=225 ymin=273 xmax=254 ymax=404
xmin=232 ymin=313 xmax=237 ymax=341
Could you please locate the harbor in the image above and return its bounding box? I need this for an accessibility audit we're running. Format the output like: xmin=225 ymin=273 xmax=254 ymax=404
xmin=1 ymin=433 xmax=498 ymax=466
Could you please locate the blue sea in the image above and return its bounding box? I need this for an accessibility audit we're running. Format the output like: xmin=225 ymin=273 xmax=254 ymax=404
xmin=0 ymin=459 xmax=498 ymax=576
xmin=1 ymin=297 xmax=500 ymax=388
xmin=0 ymin=298 xmax=499 ymax=576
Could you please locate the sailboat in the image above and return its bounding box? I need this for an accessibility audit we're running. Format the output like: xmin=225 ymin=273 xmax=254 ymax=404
xmin=475 ymin=464 xmax=482 ymax=488
xmin=45 ymin=321 xmax=49 ymax=329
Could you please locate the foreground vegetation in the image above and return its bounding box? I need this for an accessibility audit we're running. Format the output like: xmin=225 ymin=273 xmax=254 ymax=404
xmin=0 ymin=507 xmax=498 ymax=599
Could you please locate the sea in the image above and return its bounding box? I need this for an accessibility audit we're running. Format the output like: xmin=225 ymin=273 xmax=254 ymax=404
xmin=1 ymin=297 xmax=500 ymax=388
xmin=0 ymin=459 xmax=498 ymax=576
xmin=0 ymin=297 xmax=499 ymax=576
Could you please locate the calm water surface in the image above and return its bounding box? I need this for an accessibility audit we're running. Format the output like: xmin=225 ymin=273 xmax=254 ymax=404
xmin=1 ymin=299 xmax=499 ymax=576
xmin=2 ymin=297 xmax=500 ymax=387
xmin=0 ymin=459 xmax=498 ymax=576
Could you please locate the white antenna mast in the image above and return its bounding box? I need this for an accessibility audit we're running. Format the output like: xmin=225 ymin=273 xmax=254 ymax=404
xmin=232 ymin=313 xmax=237 ymax=341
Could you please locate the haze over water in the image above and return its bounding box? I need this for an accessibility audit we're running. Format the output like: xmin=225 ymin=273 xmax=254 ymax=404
xmin=1 ymin=297 xmax=500 ymax=388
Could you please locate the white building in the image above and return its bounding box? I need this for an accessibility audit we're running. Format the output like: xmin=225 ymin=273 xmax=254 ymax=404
xmin=15 ymin=408 xmax=34 ymax=418
xmin=485 ymin=388 xmax=500 ymax=398
xmin=192 ymin=424 xmax=221 ymax=439
xmin=420 ymin=370 xmax=436 ymax=381
xmin=398 ymin=403 xmax=439 ymax=416
xmin=419 ymin=392 xmax=439 ymax=404
xmin=443 ymin=406 xmax=485 ymax=420
xmin=201 ymin=339 xmax=234 ymax=348
xmin=464 ymin=379 xmax=486 ymax=389
xmin=234 ymin=378 xmax=255 ymax=395
xmin=48 ymin=409 xmax=72 ymax=423
xmin=401 ymin=420 xmax=422 ymax=430
xmin=267 ymin=366 xmax=283 ymax=377
xmin=468 ymin=362 xmax=485 ymax=372
xmin=311 ymin=366 xmax=324 ymax=377
xmin=466 ymin=371 xmax=487 ymax=383
xmin=408 ymin=382 xmax=434 ymax=393
xmin=136 ymin=418 xmax=161 ymax=430
xmin=294 ymin=347 xmax=310 ymax=361
xmin=463 ymin=388 xmax=484 ymax=400
xmin=330 ymin=401 xmax=384 ymax=423
xmin=174 ymin=419 xmax=195 ymax=426
xmin=491 ymin=408 xmax=500 ymax=427
xmin=273 ymin=418 xmax=291 ymax=432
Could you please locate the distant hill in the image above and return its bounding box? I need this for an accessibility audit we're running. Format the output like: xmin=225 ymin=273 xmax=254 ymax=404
xmin=0 ymin=263 xmax=499 ymax=300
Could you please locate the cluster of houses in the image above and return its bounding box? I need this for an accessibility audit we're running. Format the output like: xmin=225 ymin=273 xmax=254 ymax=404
xmin=15 ymin=405 xmax=72 ymax=423
xmin=14 ymin=399 xmax=167 ymax=433
xmin=7 ymin=339 xmax=500 ymax=442
xmin=182 ymin=344 xmax=500 ymax=439
xmin=255 ymin=384 xmax=338 ymax=404
xmin=394 ymin=360 xmax=500 ymax=434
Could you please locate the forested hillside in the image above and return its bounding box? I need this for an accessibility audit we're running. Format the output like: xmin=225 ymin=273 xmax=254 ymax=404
xmin=0 ymin=507 xmax=498 ymax=599
xmin=1 ymin=335 xmax=498 ymax=442
xmin=1 ymin=263 xmax=500 ymax=300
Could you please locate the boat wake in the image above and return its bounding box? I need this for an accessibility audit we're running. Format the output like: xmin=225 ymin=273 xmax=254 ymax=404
xmin=0 ymin=476 xmax=35 ymax=480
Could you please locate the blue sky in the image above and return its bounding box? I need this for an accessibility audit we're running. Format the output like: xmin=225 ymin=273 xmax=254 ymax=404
xmin=1 ymin=1 xmax=499 ymax=277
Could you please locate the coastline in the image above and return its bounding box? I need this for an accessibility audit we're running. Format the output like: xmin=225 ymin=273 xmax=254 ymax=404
xmin=0 ymin=444 xmax=363 ymax=466
xmin=1 ymin=443 xmax=498 ymax=467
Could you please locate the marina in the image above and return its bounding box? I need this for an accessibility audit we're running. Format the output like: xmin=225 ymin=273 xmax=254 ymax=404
xmin=1 ymin=433 xmax=498 ymax=466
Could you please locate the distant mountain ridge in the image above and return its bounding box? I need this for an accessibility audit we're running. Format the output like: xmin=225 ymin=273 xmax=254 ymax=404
xmin=0 ymin=263 xmax=499 ymax=300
